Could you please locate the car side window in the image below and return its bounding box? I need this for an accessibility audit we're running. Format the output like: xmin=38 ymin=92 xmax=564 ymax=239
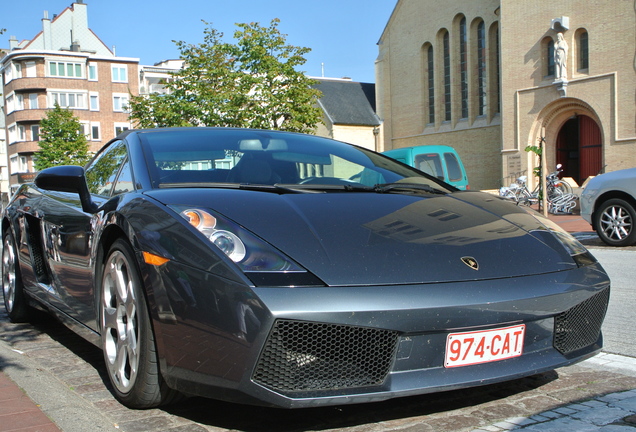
xmin=85 ymin=141 xmax=129 ymax=196
xmin=415 ymin=154 xmax=444 ymax=180
xmin=444 ymin=153 xmax=462 ymax=182
xmin=112 ymin=159 xmax=134 ymax=195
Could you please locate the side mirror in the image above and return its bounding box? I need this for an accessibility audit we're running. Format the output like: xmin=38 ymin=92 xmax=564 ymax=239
xmin=35 ymin=165 xmax=98 ymax=213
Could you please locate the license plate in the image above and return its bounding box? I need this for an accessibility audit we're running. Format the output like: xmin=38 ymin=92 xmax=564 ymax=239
xmin=444 ymin=324 xmax=525 ymax=368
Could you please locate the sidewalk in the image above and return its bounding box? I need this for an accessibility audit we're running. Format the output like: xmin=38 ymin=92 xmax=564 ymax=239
xmin=546 ymin=211 xmax=594 ymax=233
xmin=0 ymin=372 xmax=60 ymax=432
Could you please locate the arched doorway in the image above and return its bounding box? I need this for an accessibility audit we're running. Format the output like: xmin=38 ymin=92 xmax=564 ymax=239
xmin=556 ymin=115 xmax=603 ymax=185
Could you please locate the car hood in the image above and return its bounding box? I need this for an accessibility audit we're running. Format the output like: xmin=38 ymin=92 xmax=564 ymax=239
xmin=585 ymin=167 xmax=636 ymax=192
xmin=146 ymin=189 xmax=578 ymax=286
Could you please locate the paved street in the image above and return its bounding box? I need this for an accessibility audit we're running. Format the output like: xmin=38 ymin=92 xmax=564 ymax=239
xmin=591 ymin=248 xmax=636 ymax=359
xmin=1 ymin=219 xmax=636 ymax=431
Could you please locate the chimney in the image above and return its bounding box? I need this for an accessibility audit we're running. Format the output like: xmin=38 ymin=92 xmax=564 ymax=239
xmin=9 ymin=36 xmax=19 ymax=50
xmin=72 ymin=2 xmax=88 ymax=51
xmin=71 ymin=40 xmax=81 ymax=52
xmin=42 ymin=10 xmax=52 ymax=50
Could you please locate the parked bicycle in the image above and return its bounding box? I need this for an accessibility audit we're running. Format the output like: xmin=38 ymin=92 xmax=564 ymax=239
xmin=500 ymin=164 xmax=577 ymax=213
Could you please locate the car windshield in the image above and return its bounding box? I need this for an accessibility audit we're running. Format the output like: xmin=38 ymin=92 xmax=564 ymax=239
xmin=139 ymin=128 xmax=455 ymax=193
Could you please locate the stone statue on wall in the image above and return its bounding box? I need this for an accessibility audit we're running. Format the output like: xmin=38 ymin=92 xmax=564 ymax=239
xmin=554 ymin=32 xmax=568 ymax=80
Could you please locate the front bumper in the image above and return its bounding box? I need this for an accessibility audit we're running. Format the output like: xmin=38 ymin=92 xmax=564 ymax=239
xmin=150 ymin=262 xmax=610 ymax=408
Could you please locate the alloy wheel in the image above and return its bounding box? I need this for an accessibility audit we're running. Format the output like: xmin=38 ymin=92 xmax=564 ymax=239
xmin=2 ymin=235 xmax=16 ymax=313
xmin=101 ymin=250 xmax=140 ymax=394
xmin=599 ymin=204 xmax=633 ymax=242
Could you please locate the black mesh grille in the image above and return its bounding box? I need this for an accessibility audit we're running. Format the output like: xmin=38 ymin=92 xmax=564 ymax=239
xmin=554 ymin=288 xmax=610 ymax=355
xmin=253 ymin=319 xmax=399 ymax=395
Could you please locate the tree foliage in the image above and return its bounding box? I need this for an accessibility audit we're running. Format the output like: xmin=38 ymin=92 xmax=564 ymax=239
xmin=128 ymin=19 xmax=323 ymax=133
xmin=34 ymin=104 xmax=90 ymax=171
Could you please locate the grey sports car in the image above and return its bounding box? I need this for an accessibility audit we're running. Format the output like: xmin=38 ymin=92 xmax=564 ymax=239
xmin=2 ymin=128 xmax=610 ymax=409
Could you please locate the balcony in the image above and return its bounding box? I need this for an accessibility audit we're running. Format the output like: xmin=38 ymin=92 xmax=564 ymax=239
xmin=5 ymin=109 xmax=49 ymax=123
xmin=8 ymin=141 xmax=40 ymax=154
xmin=3 ymin=78 xmax=47 ymax=94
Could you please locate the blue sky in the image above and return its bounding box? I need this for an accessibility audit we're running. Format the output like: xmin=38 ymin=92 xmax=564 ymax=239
xmin=2 ymin=1 xmax=397 ymax=83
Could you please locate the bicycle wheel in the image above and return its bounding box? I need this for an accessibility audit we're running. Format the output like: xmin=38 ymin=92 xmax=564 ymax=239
xmin=547 ymin=182 xmax=570 ymax=201
xmin=555 ymin=180 xmax=572 ymax=195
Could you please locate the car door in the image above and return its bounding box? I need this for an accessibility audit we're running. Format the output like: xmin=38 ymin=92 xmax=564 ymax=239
xmin=37 ymin=141 xmax=130 ymax=328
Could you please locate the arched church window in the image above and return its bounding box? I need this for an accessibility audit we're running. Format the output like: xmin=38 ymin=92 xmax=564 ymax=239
xmin=427 ymin=45 xmax=435 ymax=124
xmin=477 ymin=20 xmax=486 ymax=116
xmin=460 ymin=17 xmax=468 ymax=119
xmin=443 ymin=31 xmax=451 ymax=121
xmin=578 ymin=31 xmax=589 ymax=71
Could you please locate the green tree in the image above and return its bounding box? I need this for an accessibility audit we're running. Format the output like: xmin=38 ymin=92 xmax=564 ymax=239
xmin=128 ymin=19 xmax=323 ymax=133
xmin=34 ymin=104 xmax=90 ymax=171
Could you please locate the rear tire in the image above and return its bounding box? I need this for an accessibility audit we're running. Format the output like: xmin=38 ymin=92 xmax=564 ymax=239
xmin=594 ymin=198 xmax=636 ymax=246
xmin=2 ymin=230 xmax=33 ymax=322
xmin=99 ymin=239 xmax=179 ymax=408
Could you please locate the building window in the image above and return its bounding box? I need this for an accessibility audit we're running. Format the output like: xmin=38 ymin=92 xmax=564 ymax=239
xmin=49 ymin=91 xmax=87 ymax=109
xmin=20 ymin=156 xmax=28 ymax=173
xmin=16 ymin=94 xmax=24 ymax=110
xmin=459 ymin=18 xmax=468 ymax=119
xmin=8 ymin=126 xmax=16 ymax=143
xmin=477 ymin=20 xmax=487 ymax=116
xmin=5 ymin=65 xmax=13 ymax=83
xmin=10 ymin=156 xmax=19 ymax=173
xmin=79 ymin=122 xmax=89 ymax=139
xmin=90 ymin=93 xmax=100 ymax=111
xmin=427 ymin=45 xmax=435 ymax=125
xmin=92 ymin=124 xmax=101 ymax=141
xmin=494 ymin=25 xmax=500 ymax=114
xmin=6 ymin=95 xmax=14 ymax=113
xmin=443 ymin=31 xmax=451 ymax=122
xmin=114 ymin=124 xmax=130 ymax=136
xmin=579 ymin=31 xmax=589 ymax=70
xmin=18 ymin=125 xmax=26 ymax=141
xmin=31 ymin=125 xmax=40 ymax=141
xmin=14 ymin=63 xmax=23 ymax=79
xmin=113 ymin=94 xmax=130 ymax=112
xmin=545 ymin=38 xmax=555 ymax=77
xmin=88 ymin=63 xmax=98 ymax=81
xmin=25 ymin=62 xmax=37 ymax=78
xmin=48 ymin=61 xmax=83 ymax=78
xmin=111 ymin=65 xmax=128 ymax=83
xmin=29 ymin=93 xmax=39 ymax=109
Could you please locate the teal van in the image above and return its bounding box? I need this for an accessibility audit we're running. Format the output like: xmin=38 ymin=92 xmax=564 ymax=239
xmin=382 ymin=145 xmax=470 ymax=190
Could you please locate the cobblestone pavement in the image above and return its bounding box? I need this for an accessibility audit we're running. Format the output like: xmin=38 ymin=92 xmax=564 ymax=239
xmin=1 ymin=307 xmax=636 ymax=432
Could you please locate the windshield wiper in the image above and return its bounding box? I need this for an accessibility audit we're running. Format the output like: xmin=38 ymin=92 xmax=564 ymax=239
xmin=159 ymin=182 xmax=308 ymax=194
xmin=373 ymin=182 xmax=449 ymax=195
xmin=160 ymin=181 xmax=449 ymax=196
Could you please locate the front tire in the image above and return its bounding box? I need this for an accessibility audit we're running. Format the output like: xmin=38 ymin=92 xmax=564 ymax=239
xmin=2 ymin=230 xmax=33 ymax=322
xmin=594 ymin=198 xmax=636 ymax=246
xmin=99 ymin=239 xmax=176 ymax=408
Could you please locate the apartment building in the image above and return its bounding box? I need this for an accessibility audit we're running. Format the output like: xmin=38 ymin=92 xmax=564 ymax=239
xmin=1 ymin=1 xmax=138 ymax=195
xmin=376 ymin=0 xmax=636 ymax=190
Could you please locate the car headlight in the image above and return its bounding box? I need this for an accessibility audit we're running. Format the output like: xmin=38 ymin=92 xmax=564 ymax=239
xmin=173 ymin=206 xmax=324 ymax=287
xmin=181 ymin=209 xmax=247 ymax=262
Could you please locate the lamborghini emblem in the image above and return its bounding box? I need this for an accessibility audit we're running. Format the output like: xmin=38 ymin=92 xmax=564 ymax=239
xmin=461 ymin=256 xmax=479 ymax=270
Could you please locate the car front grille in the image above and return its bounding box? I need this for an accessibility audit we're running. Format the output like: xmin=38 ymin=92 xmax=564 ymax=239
xmin=554 ymin=287 xmax=610 ymax=355
xmin=252 ymin=319 xmax=399 ymax=395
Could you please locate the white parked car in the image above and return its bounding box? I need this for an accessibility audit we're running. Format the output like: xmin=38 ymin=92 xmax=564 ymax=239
xmin=580 ymin=167 xmax=636 ymax=246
